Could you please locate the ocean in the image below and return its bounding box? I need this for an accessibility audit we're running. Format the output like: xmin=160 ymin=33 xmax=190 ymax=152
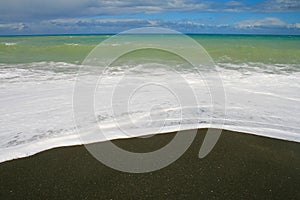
xmin=0 ymin=34 xmax=299 ymax=162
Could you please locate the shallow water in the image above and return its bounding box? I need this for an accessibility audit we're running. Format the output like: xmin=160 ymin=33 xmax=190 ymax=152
xmin=0 ymin=34 xmax=299 ymax=162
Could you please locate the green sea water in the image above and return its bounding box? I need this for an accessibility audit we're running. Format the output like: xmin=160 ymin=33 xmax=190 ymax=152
xmin=1 ymin=34 xmax=300 ymax=163
xmin=0 ymin=34 xmax=299 ymax=65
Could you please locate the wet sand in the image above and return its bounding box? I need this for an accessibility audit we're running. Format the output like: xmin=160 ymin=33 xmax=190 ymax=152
xmin=0 ymin=129 xmax=299 ymax=199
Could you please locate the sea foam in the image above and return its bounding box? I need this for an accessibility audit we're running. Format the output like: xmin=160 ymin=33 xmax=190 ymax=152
xmin=0 ymin=61 xmax=299 ymax=163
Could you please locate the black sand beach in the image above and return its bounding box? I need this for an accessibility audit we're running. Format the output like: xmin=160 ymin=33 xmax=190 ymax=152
xmin=0 ymin=129 xmax=299 ymax=199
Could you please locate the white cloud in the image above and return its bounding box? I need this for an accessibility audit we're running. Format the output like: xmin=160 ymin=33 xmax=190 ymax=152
xmin=225 ymin=1 xmax=244 ymax=6
xmin=235 ymin=17 xmax=300 ymax=32
xmin=288 ymin=23 xmax=300 ymax=29
xmin=295 ymin=23 xmax=300 ymax=29
xmin=236 ymin=17 xmax=287 ymax=29
xmin=0 ymin=16 xmax=299 ymax=35
xmin=0 ymin=23 xmax=25 ymax=31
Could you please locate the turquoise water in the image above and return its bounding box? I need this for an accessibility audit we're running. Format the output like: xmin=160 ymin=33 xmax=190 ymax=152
xmin=0 ymin=34 xmax=299 ymax=65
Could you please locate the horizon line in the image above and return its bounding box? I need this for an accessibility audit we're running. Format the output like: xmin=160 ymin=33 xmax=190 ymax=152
xmin=1 ymin=32 xmax=300 ymax=37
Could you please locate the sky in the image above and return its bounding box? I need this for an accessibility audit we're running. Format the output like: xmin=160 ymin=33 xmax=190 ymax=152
xmin=0 ymin=0 xmax=299 ymax=35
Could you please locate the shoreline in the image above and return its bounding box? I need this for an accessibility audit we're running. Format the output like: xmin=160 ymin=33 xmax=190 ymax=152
xmin=0 ymin=128 xmax=299 ymax=199
xmin=1 ymin=127 xmax=299 ymax=165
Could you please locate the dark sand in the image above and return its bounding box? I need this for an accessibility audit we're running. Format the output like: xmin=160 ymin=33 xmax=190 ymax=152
xmin=0 ymin=129 xmax=299 ymax=199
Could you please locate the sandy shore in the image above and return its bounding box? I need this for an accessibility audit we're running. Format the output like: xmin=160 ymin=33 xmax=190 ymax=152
xmin=0 ymin=129 xmax=299 ymax=199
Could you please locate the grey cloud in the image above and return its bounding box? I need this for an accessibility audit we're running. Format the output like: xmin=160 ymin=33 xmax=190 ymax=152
xmin=261 ymin=0 xmax=300 ymax=12
xmin=1 ymin=0 xmax=299 ymax=23
xmin=0 ymin=0 xmax=203 ymax=22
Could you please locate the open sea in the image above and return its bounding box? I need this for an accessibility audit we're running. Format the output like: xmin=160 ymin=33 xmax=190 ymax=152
xmin=0 ymin=34 xmax=299 ymax=162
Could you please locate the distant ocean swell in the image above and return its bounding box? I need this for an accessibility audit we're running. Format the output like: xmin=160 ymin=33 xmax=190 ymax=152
xmin=0 ymin=61 xmax=299 ymax=163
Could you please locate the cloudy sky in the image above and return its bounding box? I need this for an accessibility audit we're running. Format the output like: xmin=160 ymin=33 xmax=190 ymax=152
xmin=0 ymin=0 xmax=299 ymax=35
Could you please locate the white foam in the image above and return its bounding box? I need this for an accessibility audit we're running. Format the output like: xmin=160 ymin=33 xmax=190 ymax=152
xmin=2 ymin=42 xmax=17 ymax=46
xmin=65 ymin=43 xmax=80 ymax=46
xmin=0 ymin=62 xmax=299 ymax=163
